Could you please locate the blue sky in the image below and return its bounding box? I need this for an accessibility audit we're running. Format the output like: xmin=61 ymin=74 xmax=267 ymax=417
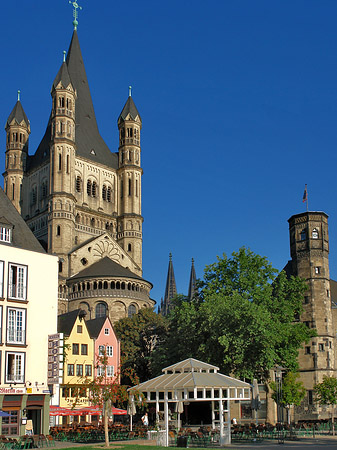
xmin=1 ymin=1 xmax=337 ymax=306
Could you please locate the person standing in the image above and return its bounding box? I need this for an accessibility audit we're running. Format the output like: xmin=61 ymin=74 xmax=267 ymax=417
xmin=141 ymin=412 xmax=149 ymax=426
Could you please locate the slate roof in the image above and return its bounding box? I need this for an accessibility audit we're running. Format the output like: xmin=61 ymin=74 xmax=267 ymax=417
xmin=52 ymin=61 xmax=72 ymax=91
xmin=86 ymin=316 xmax=109 ymax=339
xmin=29 ymin=30 xmax=118 ymax=171
xmin=58 ymin=309 xmax=86 ymax=336
xmin=118 ymin=96 xmax=141 ymax=122
xmin=0 ymin=187 xmax=45 ymax=253
xmin=68 ymin=256 xmax=151 ymax=285
xmin=6 ymin=100 xmax=30 ymax=131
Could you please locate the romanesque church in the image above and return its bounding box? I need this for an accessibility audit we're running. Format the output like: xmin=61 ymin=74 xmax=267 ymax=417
xmin=3 ymin=24 xmax=154 ymax=323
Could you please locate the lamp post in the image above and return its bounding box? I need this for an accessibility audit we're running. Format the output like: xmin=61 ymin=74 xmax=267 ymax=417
xmin=275 ymin=366 xmax=285 ymax=444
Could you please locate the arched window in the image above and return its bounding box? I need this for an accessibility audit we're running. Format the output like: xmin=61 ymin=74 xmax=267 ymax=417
xmin=87 ymin=180 xmax=92 ymax=196
xmin=312 ymin=228 xmax=319 ymax=239
xmin=300 ymin=229 xmax=306 ymax=241
xmin=128 ymin=243 xmax=132 ymax=252
xmin=102 ymin=185 xmax=107 ymax=201
xmin=76 ymin=176 xmax=82 ymax=192
xmin=58 ymin=154 xmax=62 ymax=171
xmin=128 ymin=178 xmax=132 ymax=196
xmin=128 ymin=304 xmax=137 ymax=318
xmin=92 ymin=181 xmax=97 ymax=198
xmin=56 ymin=225 xmax=61 ymax=236
xmin=107 ymin=186 xmax=112 ymax=202
xmin=96 ymin=302 xmax=107 ymax=318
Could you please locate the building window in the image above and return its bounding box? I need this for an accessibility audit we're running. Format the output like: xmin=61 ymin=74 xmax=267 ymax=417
xmin=77 ymin=325 xmax=82 ymax=334
xmin=0 ymin=261 xmax=4 ymax=297
xmin=304 ymin=296 xmax=309 ymax=304
xmin=58 ymin=154 xmax=62 ymax=171
xmin=85 ymin=365 xmax=92 ymax=377
xmin=6 ymin=352 xmax=25 ymax=383
xmin=319 ymin=343 xmax=325 ymax=352
xmin=76 ymin=176 xmax=82 ymax=192
xmin=104 ymin=328 xmax=109 ymax=336
xmin=308 ymin=390 xmax=314 ymax=405
xmin=107 ymin=187 xmax=112 ymax=202
xmin=87 ymin=180 xmax=92 ymax=196
xmin=106 ymin=346 xmax=113 ymax=357
xmin=7 ymin=308 xmax=26 ymax=345
xmin=305 ymin=346 xmax=311 ymax=354
xmin=2 ymin=410 xmax=18 ymax=436
xmin=300 ymin=229 xmax=306 ymax=241
xmin=67 ymin=364 xmax=74 ymax=376
xmin=92 ymin=181 xmax=97 ymax=198
xmin=76 ymin=364 xmax=83 ymax=377
xmin=128 ymin=304 xmax=137 ymax=318
xmin=128 ymin=243 xmax=132 ymax=252
xmin=128 ymin=179 xmax=132 ymax=196
xmin=315 ymin=267 xmax=321 ymax=275
xmin=97 ymin=366 xmax=104 ymax=377
xmin=95 ymin=303 xmax=107 ymax=319
xmin=8 ymin=263 xmax=27 ymax=300
xmin=56 ymin=225 xmax=61 ymax=236
xmin=102 ymin=185 xmax=107 ymax=201
xmin=58 ymin=261 xmax=63 ymax=273
xmin=98 ymin=345 xmax=105 ymax=356
xmin=312 ymin=228 xmax=319 ymax=239
xmin=72 ymin=343 xmax=79 ymax=355
xmin=107 ymin=366 xmax=114 ymax=377
xmin=0 ymin=227 xmax=11 ymax=243
xmin=81 ymin=344 xmax=88 ymax=355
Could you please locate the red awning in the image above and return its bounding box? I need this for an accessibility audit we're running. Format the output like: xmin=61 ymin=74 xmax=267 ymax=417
xmin=49 ymin=405 xmax=127 ymax=416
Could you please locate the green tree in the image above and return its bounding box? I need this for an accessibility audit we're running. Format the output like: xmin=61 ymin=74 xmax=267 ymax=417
xmin=114 ymin=308 xmax=168 ymax=382
xmin=87 ymin=351 xmax=144 ymax=447
xmin=270 ymin=372 xmax=306 ymax=424
xmin=314 ymin=376 xmax=337 ymax=435
xmin=157 ymin=248 xmax=314 ymax=381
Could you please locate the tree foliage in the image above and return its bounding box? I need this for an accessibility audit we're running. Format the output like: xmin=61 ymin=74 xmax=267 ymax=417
xmin=114 ymin=308 xmax=168 ymax=382
xmin=314 ymin=376 xmax=337 ymax=407
xmin=156 ymin=247 xmax=315 ymax=381
xmin=270 ymin=372 xmax=306 ymax=408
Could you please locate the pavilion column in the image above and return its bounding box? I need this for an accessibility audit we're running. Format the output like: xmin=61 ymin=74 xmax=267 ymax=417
xmin=219 ymin=396 xmax=224 ymax=445
xmin=164 ymin=392 xmax=169 ymax=447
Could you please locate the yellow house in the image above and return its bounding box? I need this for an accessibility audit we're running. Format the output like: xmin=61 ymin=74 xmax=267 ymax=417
xmin=57 ymin=310 xmax=94 ymax=412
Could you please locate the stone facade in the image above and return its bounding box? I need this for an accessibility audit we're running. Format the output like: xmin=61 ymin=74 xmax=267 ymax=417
xmin=3 ymin=29 xmax=155 ymax=323
xmin=288 ymin=212 xmax=337 ymax=421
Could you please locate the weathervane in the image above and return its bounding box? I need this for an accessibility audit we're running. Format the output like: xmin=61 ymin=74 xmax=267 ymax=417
xmin=69 ymin=1 xmax=82 ymax=30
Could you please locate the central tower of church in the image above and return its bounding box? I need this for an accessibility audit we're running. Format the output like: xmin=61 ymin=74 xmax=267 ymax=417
xmin=3 ymin=5 xmax=154 ymax=321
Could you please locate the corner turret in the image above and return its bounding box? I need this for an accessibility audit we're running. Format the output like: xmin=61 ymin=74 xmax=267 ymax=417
xmin=4 ymin=91 xmax=30 ymax=213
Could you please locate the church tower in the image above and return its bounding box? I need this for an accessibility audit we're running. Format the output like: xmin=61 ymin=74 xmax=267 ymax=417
xmin=160 ymin=253 xmax=177 ymax=316
xmin=4 ymin=91 xmax=30 ymax=214
xmin=48 ymin=52 xmax=77 ymax=271
xmin=117 ymin=88 xmax=143 ymax=270
xmin=288 ymin=211 xmax=336 ymax=420
xmin=188 ymin=258 xmax=197 ymax=301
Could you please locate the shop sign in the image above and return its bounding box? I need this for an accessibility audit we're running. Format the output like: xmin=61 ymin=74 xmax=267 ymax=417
xmin=0 ymin=387 xmax=25 ymax=394
xmin=48 ymin=333 xmax=64 ymax=384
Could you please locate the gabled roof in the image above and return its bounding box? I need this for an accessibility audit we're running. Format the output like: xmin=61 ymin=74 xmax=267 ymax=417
xmin=86 ymin=316 xmax=109 ymax=339
xmin=29 ymin=30 xmax=118 ymax=171
xmin=6 ymin=100 xmax=30 ymax=130
xmin=58 ymin=309 xmax=86 ymax=336
xmin=68 ymin=256 xmax=150 ymax=284
xmin=118 ymin=96 xmax=141 ymax=123
xmin=0 ymin=187 xmax=45 ymax=253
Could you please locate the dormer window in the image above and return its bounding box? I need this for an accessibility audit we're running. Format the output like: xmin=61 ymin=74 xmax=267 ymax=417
xmin=0 ymin=227 xmax=11 ymax=243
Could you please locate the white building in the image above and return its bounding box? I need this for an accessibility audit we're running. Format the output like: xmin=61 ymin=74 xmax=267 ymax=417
xmin=0 ymin=187 xmax=58 ymax=435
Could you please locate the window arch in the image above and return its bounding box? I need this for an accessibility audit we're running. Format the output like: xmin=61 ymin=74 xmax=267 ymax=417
xmin=128 ymin=304 xmax=137 ymax=318
xmin=96 ymin=302 xmax=107 ymax=318
xmin=76 ymin=176 xmax=82 ymax=192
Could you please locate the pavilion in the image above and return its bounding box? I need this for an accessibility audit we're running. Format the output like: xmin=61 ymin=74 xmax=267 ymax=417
xmin=129 ymin=358 xmax=251 ymax=446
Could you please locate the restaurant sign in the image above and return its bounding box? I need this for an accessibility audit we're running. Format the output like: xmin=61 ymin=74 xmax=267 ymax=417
xmin=48 ymin=333 xmax=64 ymax=384
xmin=0 ymin=387 xmax=26 ymax=394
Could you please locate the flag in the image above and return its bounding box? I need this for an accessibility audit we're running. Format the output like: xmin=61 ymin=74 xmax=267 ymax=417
xmin=302 ymin=185 xmax=308 ymax=203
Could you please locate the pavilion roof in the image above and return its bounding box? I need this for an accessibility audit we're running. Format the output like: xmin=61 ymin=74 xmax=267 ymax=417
xmin=133 ymin=358 xmax=251 ymax=392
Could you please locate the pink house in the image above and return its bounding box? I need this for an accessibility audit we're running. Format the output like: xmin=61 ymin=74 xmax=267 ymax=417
xmin=86 ymin=316 xmax=120 ymax=379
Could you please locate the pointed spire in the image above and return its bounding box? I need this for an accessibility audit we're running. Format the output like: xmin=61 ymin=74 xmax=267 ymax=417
xmin=118 ymin=89 xmax=141 ymax=123
xmin=188 ymin=258 xmax=197 ymax=301
xmin=6 ymin=92 xmax=30 ymax=130
xmin=162 ymin=253 xmax=177 ymax=316
xmin=52 ymin=53 xmax=72 ymax=91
